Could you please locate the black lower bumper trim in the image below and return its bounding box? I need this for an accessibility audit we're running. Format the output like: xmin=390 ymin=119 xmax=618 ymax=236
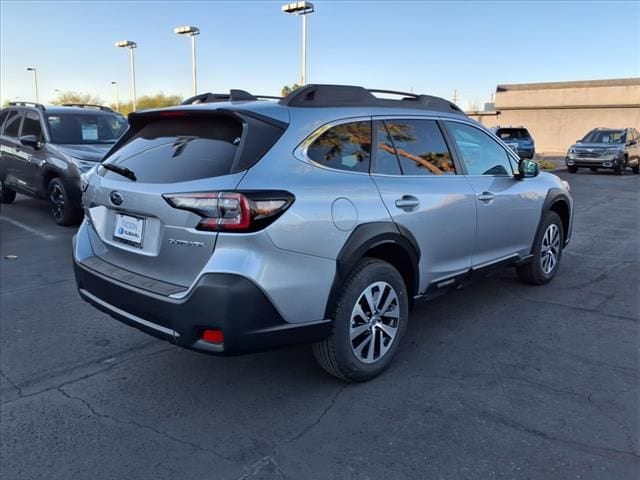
xmin=74 ymin=259 xmax=332 ymax=355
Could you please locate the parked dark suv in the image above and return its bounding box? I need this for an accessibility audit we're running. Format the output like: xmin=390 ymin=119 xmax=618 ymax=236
xmin=566 ymin=128 xmax=640 ymax=174
xmin=0 ymin=102 xmax=128 ymax=224
xmin=489 ymin=126 xmax=535 ymax=159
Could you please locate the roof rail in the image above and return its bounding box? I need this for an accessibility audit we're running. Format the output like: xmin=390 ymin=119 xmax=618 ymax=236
xmin=61 ymin=103 xmax=114 ymax=112
xmin=180 ymin=90 xmax=281 ymax=105
xmin=279 ymin=84 xmax=465 ymax=114
xmin=8 ymin=101 xmax=45 ymax=110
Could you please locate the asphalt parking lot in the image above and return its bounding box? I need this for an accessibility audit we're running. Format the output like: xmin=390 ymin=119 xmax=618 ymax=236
xmin=0 ymin=170 xmax=638 ymax=480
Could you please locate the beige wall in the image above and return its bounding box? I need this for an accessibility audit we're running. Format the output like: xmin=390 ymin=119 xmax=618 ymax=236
xmin=468 ymin=78 xmax=640 ymax=154
xmin=469 ymin=107 xmax=640 ymax=153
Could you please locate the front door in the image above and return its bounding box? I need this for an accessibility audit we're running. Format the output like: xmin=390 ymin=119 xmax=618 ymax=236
xmin=371 ymin=118 xmax=476 ymax=293
xmin=443 ymin=120 xmax=542 ymax=267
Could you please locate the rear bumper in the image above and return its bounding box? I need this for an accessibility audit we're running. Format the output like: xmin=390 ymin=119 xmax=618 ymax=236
xmin=73 ymin=253 xmax=332 ymax=355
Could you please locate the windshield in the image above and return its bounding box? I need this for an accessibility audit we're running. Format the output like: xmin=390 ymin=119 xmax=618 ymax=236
xmin=581 ymin=130 xmax=625 ymax=144
xmin=496 ymin=128 xmax=530 ymax=140
xmin=46 ymin=113 xmax=128 ymax=144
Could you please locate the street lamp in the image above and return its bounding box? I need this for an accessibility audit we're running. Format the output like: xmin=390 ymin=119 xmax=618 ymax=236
xmin=174 ymin=25 xmax=200 ymax=96
xmin=115 ymin=40 xmax=137 ymax=111
xmin=281 ymin=2 xmax=314 ymax=85
xmin=111 ymin=81 xmax=120 ymax=112
xmin=26 ymin=67 xmax=39 ymax=103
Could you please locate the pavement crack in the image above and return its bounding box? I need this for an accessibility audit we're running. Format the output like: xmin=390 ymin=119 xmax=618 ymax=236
xmin=477 ymin=409 xmax=640 ymax=460
xmin=278 ymin=384 xmax=348 ymax=447
xmin=56 ymin=386 xmax=234 ymax=462
xmin=0 ymin=369 xmax=23 ymax=397
xmin=239 ymin=455 xmax=286 ymax=480
xmin=1 ymin=345 xmax=175 ymax=407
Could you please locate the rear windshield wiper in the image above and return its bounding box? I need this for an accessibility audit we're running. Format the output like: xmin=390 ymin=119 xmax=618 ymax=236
xmin=101 ymin=163 xmax=137 ymax=181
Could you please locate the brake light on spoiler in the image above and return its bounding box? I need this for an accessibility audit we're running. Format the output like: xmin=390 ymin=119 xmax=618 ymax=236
xmin=163 ymin=191 xmax=294 ymax=232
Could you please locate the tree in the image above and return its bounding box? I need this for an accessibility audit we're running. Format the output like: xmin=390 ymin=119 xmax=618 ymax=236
xmin=281 ymin=84 xmax=301 ymax=97
xmin=52 ymin=91 xmax=103 ymax=106
xmin=114 ymin=92 xmax=183 ymax=115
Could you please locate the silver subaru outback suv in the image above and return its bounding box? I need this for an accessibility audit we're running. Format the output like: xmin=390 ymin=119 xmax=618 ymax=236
xmin=73 ymin=85 xmax=573 ymax=381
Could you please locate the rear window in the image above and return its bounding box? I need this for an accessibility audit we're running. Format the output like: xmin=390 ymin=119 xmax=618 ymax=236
xmin=103 ymin=116 xmax=243 ymax=183
xmin=496 ymin=128 xmax=530 ymax=140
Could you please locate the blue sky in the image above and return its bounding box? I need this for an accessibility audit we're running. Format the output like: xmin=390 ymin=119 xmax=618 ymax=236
xmin=1 ymin=0 xmax=639 ymax=108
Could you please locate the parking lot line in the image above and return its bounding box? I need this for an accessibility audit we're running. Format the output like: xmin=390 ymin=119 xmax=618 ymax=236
xmin=0 ymin=215 xmax=58 ymax=241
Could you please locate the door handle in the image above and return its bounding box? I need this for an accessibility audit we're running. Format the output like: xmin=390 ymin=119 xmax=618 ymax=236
xmin=395 ymin=195 xmax=419 ymax=210
xmin=477 ymin=192 xmax=495 ymax=202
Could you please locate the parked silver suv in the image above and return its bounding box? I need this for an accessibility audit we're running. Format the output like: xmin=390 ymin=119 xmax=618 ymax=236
xmin=73 ymin=85 xmax=573 ymax=381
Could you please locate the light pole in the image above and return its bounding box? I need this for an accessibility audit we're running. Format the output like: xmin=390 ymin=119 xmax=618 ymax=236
xmin=111 ymin=81 xmax=120 ymax=112
xmin=26 ymin=67 xmax=39 ymax=103
xmin=174 ymin=26 xmax=200 ymax=96
xmin=281 ymin=2 xmax=314 ymax=86
xmin=115 ymin=40 xmax=137 ymax=111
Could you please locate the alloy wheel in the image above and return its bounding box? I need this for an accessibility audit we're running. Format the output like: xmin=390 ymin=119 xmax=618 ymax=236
xmin=49 ymin=183 xmax=65 ymax=221
xmin=350 ymin=281 xmax=400 ymax=364
xmin=540 ymin=223 xmax=561 ymax=275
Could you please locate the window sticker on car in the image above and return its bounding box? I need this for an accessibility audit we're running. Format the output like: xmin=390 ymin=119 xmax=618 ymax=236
xmin=82 ymin=124 xmax=99 ymax=140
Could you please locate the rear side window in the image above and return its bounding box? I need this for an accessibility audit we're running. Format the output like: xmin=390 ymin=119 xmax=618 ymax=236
xmin=3 ymin=111 xmax=23 ymax=138
xmin=0 ymin=110 xmax=9 ymax=130
xmin=307 ymin=121 xmax=371 ymax=173
xmin=382 ymin=119 xmax=455 ymax=175
xmin=496 ymin=128 xmax=530 ymax=140
xmin=22 ymin=112 xmax=43 ymax=141
xmin=104 ymin=116 xmax=243 ymax=183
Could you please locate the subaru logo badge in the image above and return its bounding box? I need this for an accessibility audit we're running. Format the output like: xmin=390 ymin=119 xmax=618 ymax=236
xmin=110 ymin=191 xmax=123 ymax=206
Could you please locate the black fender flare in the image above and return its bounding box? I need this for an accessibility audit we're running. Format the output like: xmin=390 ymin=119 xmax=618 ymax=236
xmin=532 ymin=188 xmax=572 ymax=251
xmin=324 ymin=222 xmax=421 ymax=318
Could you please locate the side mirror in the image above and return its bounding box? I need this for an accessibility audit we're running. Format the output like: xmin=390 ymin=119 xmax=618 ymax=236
xmin=20 ymin=135 xmax=42 ymax=150
xmin=517 ymin=158 xmax=539 ymax=179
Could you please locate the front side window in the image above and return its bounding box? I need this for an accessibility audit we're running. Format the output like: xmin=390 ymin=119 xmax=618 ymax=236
xmin=307 ymin=121 xmax=371 ymax=173
xmin=382 ymin=119 xmax=455 ymax=175
xmin=21 ymin=112 xmax=43 ymax=141
xmin=3 ymin=111 xmax=23 ymax=138
xmin=46 ymin=113 xmax=128 ymax=145
xmin=446 ymin=121 xmax=513 ymax=176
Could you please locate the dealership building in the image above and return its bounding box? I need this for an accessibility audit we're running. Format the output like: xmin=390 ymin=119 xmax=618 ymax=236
xmin=467 ymin=78 xmax=640 ymax=154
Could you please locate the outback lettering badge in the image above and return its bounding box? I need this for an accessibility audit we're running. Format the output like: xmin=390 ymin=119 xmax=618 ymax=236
xmin=168 ymin=238 xmax=205 ymax=248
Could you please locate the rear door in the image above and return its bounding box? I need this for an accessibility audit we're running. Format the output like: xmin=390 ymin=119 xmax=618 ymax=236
xmin=371 ymin=117 xmax=476 ymax=292
xmin=84 ymin=110 xmax=284 ymax=288
xmin=443 ymin=120 xmax=542 ymax=267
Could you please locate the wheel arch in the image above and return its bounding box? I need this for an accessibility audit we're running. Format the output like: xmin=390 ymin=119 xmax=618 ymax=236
xmin=324 ymin=222 xmax=420 ymax=318
xmin=540 ymin=188 xmax=571 ymax=248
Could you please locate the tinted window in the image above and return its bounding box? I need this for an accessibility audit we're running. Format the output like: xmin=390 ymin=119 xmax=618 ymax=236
xmin=375 ymin=121 xmax=401 ymax=175
xmin=446 ymin=122 xmax=513 ymax=176
xmin=46 ymin=113 xmax=128 ymax=144
xmin=3 ymin=111 xmax=23 ymax=138
xmin=307 ymin=121 xmax=371 ymax=173
xmin=383 ymin=119 xmax=455 ymax=175
xmin=496 ymin=128 xmax=530 ymax=140
xmin=22 ymin=112 xmax=43 ymax=140
xmin=103 ymin=116 xmax=242 ymax=183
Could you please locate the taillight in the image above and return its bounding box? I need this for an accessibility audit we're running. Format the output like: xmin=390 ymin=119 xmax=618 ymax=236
xmin=163 ymin=191 xmax=294 ymax=232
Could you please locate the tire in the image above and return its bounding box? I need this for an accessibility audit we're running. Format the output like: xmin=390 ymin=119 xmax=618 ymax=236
xmin=48 ymin=178 xmax=82 ymax=226
xmin=312 ymin=258 xmax=409 ymax=382
xmin=517 ymin=211 xmax=564 ymax=285
xmin=614 ymin=157 xmax=626 ymax=175
xmin=0 ymin=179 xmax=16 ymax=204
xmin=589 ymin=167 xmax=598 ymax=172
xmin=567 ymin=166 xmax=578 ymax=173
xmin=633 ymin=164 xmax=639 ymax=175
